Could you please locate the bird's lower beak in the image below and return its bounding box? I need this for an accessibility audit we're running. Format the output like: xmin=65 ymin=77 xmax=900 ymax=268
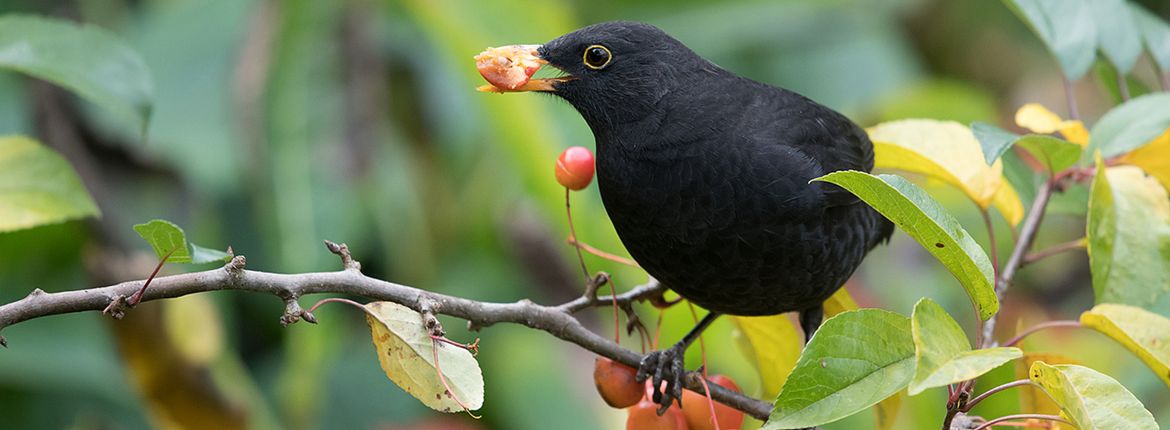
xmin=474 ymin=44 xmax=572 ymax=93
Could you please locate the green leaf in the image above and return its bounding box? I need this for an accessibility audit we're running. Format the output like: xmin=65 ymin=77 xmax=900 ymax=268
xmin=1131 ymin=3 xmax=1170 ymax=72
xmin=0 ymin=15 xmax=153 ymax=134
xmin=1086 ymin=159 xmax=1170 ymax=307
xmin=972 ymin=122 xmax=1020 ymax=165
xmin=814 ymin=172 xmax=997 ymax=320
xmin=363 ymin=301 xmax=484 ymax=412
xmin=1014 ymin=135 xmax=1082 ymax=173
xmin=1081 ymin=304 xmax=1170 ymax=388
xmin=132 ymin=219 xmax=231 ymax=264
xmin=133 ymin=219 xmax=192 ymax=263
xmin=765 ymin=309 xmax=914 ymax=429
xmin=1089 ymin=93 xmax=1170 ymax=158
xmin=1028 ymin=362 xmax=1157 ymax=430
xmin=1090 ymin=0 xmax=1143 ymax=73
xmin=190 ymin=244 xmax=232 ymax=265
xmin=909 ymin=298 xmax=1022 ymax=395
xmin=1003 ymin=0 xmax=1097 ymax=79
xmin=0 ymin=135 xmax=99 ymax=232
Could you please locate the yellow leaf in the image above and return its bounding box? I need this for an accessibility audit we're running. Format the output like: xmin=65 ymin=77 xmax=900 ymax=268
xmin=1059 ymin=121 xmax=1090 ymax=147
xmin=1016 ymin=103 xmax=1065 ymax=134
xmin=823 ymin=287 xmax=858 ymax=317
xmin=733 ymin=314 xmax=802 ymax=399
xmin=1122 ymin=128 xmax=1170 ymax=192
xmin=1017 ymin=353 xmax=1075 ymax=430
xmin=163 ymin=295 xmax=224 ymax=366
xmin=869 ymin=119 xmax=1023 ymax=225
xmin=1081 ymin=304 xmax=1170 ymax=387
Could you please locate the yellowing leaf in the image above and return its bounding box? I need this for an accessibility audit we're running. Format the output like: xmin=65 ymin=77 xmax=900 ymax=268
xmin=1121 ymin=128 xmax=1170 ymax=192
xmin=1016 ymin=103 xmax=1068 ymax=134
xmin=1017 ymin=353 xmax=1074 ymax=428
xmin=814 ymin=172 xmax=998 ymax=320
xmin=733 ymin=314 xmax=802 ymax=399
xmin=363 ymin=301 xmax=484 ymax=412
xmin=163 ymin=295 xmax=224 ymax=366
xmin=1060 ymin=122 xmax=1090 ymax=147
xmin=823 ymin=287 xmax=859 ymax=318
xmin=1081 ymin=304 xmax=1170 ymax=387
xmin=1029 ymin=362 xmax=1157 ymax=430
xmin=869 ymin=119 xmax=1023 ymax=225
xmin=1087 ymin=162 xmax=1170 ymax=307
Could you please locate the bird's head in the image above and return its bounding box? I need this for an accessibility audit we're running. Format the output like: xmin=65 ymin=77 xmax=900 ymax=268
xmin=482 ymin=21 xmax=713 ymax=132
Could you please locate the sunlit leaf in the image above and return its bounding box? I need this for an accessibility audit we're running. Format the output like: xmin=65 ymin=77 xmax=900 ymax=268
xmin=1086 ymin=161 xmax=1170 ymax=307
xmin=733 ymin=314 xmax=802 ymax=400
xmin=1003 ymin=0 xmax=1097 ymax=79
xmin=1014 ymin=103 xmax=1090 ymax=146
xmin=1121 ymin=128 xmax=1170 ymax=191
xmin=1028 ymin=362 xmax=1157 ymax=430
xmin=765 ymin=309 xmax=914 ymax=429
xmin=1081 ymin=304 xmax=1170 ymax=387
xmin=1131 ymin=3 xmax=1170 ymax=72
xmin=1014 ymin=135 xmax=1082 ymax=174
xmin=1089 ymin=93 xmax=1170 ymax=158
xmin=814 ymin=172 xmax=998 ymax=320
xmin=363 ymin=301 xmax=484 ymax=412
xmin=0 ymin=135 xmax=99 ymax=232
xmin=870 ymin=119 xmax=1024 ymax=225
xmin=1090 ymin=0 xmax=1142 ymax=73
xmin=0 ymin=15 xmax=153 ymax=134
xmin=909 ymin=298 xmax=1021 ymax=395
xmin=133 ymin=219 xmax=232 ymax=264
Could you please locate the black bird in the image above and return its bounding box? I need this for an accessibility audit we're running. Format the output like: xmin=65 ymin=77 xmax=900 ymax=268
xmin=489 ymin=21 xmax=893 ymax=410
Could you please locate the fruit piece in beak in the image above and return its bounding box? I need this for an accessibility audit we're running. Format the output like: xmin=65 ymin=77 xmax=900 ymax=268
xmin=474 ymin=44 xmax=567 ymax=93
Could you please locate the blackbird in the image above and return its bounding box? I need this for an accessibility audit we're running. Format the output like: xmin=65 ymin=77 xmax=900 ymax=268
xmin=489 ymin=21 xmax=893 ymax=410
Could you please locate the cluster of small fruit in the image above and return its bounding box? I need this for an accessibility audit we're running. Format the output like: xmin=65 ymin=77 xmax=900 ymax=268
xmin=594 ymin=358 xmax=744 ymax=430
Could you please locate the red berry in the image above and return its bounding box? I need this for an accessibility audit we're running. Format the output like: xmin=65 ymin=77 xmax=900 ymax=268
xmin=555 ymin=146 xmax=595 ymax=190
xmin=593 ymin=357 xmax=643 ymax=408
xmin=626 ymin=399 xmax=687 ymax=430
xmin=681 ymin=374 xmax=745 ymax=430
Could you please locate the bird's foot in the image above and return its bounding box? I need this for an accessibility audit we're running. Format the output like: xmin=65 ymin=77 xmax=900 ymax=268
xmin=635 ymin=342 xmax=687 ymax=414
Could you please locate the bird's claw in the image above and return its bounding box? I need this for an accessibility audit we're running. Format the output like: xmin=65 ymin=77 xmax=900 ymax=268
xmin=635 ymin=343 xmax=686 ymax=415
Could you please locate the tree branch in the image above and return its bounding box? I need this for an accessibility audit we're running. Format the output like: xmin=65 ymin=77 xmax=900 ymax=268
xmin=0 ymin=243 xmax=773 ymax=420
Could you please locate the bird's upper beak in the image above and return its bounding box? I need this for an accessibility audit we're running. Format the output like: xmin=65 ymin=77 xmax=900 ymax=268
xmin=474 ymin=44 xmax=572 ymax=93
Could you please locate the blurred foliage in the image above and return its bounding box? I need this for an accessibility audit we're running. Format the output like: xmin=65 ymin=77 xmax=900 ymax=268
xmin=0 ymin=0 xmax=1168 ymax=429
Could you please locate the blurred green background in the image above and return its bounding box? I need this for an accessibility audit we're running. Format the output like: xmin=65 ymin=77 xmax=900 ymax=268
xmin=1 ymin=0 xmax=1168 ymax=429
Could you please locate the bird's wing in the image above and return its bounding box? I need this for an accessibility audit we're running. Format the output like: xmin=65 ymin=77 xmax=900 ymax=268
xmin=763 ymin=93 xmax=874 ymax=208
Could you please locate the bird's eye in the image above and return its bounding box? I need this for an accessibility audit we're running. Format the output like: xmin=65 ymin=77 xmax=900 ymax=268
xmin=583 ymin=45 xmax=612 ymax=69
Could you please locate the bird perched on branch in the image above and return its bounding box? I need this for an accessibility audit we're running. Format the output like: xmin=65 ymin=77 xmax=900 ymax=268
xmin=479 ymin=21 xmax=894 ymax=412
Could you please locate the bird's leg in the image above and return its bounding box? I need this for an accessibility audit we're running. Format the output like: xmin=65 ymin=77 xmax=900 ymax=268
xmin=799 ymin=304 xmax=824 ymax=343
xmin=636 ymin=311 xmax=721 ymax=414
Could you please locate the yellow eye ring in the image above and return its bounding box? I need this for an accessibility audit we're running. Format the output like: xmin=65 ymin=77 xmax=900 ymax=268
xmin=583 ymin=45 xmax=612 ymax=69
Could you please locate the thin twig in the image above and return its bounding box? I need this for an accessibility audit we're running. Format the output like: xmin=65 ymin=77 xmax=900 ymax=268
xmin=1002 ymin=320 xmax=1081 ymax=347
xmin=0 ymin=247 xmax=770 ymax=420
xmin=1062 ymin=77 xmax=1080 ymax=121
xmin=1021 ymin=239 xmax=1086 ymax=267
xmin=981 ymin=180 xmax=1055 ymax=349
xmin=566 ymin=237 xmax=640 ymax=268
xmin=972 ymin=414 xmax=1071 ymax=430
xmin=961 ymin=380 xmax=1037 ymax=412
xmin=565 ymin=188 xmax=591 ymax=281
